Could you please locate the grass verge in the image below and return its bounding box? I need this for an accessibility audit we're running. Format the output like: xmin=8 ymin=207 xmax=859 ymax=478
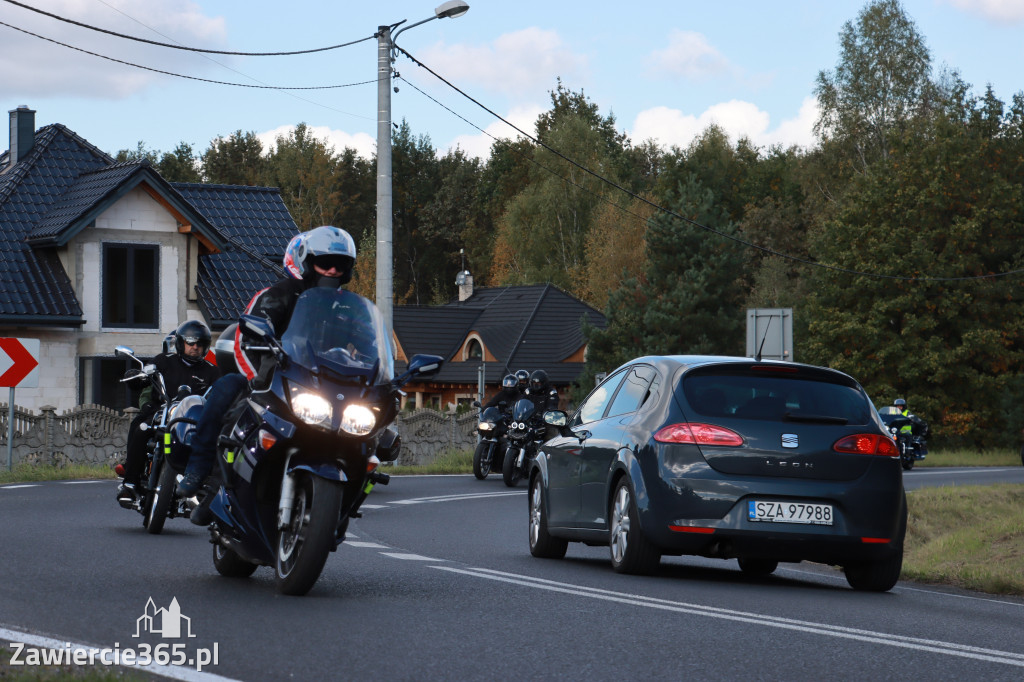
xmin=0 ymin=647 xmax=154 ymax=681
xmin=383 ymin=448 xmax=473 ymax=475
xmin=902 ymin=484 xmax=1024 ymax=596
xmin=0 ymin=463 xmax=117 ymax=485
xmin=916 ymin=448 xmax=1020 ymax=467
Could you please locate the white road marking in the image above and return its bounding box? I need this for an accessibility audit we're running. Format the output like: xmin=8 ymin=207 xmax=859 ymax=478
xmin=62 ymin=480 xmax=107 ymax=485
xmin=380 ymin=553 xmax=444 ymax=562
xmin=0 ymin=484 xmax=39 ymax=489
xmin=345 ymin=541 xmax=390 ymax=549
xmin=429 ymin=565 xmax=1024 ymax=668
xmin=0 ymin=626 xmax=240 ymax=682
xmin=389 ymin=491 xmax=524 ymax=505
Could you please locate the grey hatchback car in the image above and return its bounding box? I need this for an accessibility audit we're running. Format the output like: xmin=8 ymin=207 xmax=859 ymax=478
xmin=528 ymin=355 xmax=906 ymax=591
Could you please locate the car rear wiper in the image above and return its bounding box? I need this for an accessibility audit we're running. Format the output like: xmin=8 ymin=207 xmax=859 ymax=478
xmin=784 ymin=412 xmax=848 ymax=424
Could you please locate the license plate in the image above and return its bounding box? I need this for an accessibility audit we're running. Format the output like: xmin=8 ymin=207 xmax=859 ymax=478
xmin=748 ymin=500 xmax=833 ymax=526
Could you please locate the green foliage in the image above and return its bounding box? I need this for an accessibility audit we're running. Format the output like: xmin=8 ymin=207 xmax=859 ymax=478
xmin=156 ymin=142 xmax=201 ymax=183
xmin=200 ymin=129 xmax=264 ymax=185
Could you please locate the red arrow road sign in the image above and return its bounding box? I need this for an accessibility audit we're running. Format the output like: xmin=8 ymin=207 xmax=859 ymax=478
xmin=0 ymin=338 xmax=40 ymax=387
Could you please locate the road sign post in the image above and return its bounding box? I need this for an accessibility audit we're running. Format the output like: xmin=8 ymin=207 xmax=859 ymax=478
xmin=1 ymin=337 xmax=40 ymax=471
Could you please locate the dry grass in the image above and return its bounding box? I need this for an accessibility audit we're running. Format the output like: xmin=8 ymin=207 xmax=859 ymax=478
xmin=903 ymin=484 xmax=1024 ymax=595
xmin=917 ymin=448 xmax=1020 ymax=467
xmin=0 ymin=462 xmax=117 ymax=485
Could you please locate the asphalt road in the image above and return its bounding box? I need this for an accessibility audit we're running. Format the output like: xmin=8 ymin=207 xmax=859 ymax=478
xmin=2 ymin=468 xmax=1024 ymax=681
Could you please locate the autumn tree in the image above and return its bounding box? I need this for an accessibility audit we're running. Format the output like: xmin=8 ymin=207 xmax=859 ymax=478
xmin=201 ymin=130 xmax=264 ymax=185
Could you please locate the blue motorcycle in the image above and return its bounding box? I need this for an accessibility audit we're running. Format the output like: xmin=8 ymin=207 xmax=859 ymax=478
xmin=205 ymin=287 xmax=442 ymax=595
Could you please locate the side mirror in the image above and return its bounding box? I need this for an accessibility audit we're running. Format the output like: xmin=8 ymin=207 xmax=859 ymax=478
xmin=175 ymin=385 xmax=192 ymax=400
xmin=114 ymin=345 xmax=134 ymax=359
xmin=471 ymin=400 xmax=481 ymax=408
xmin=407 ymin=354 xmax=444 ymax=377
xmin=543 ymin=410 xmax=568 ymax=427
xmin=239 ymin=314 xmax=274 ymax=342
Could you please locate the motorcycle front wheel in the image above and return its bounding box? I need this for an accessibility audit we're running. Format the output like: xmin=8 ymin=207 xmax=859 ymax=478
xmin=502 ymin=446 xmax=522 ymax=487
xmin=275 ymin=471 xmax=343 ymax=596
xmin=473 ymin=440 xmax=493 ymax=480
xmin=144 ymin=461 xmax=176 ymax=534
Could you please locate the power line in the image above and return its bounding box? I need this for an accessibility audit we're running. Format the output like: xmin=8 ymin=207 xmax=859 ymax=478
xmin=1 ymin=0 xmax=373 ymax=55
xmin=394 ymin=44 xmax=1024 ymax=284
xmin=0 ymin=20 xmax=374 ymax=91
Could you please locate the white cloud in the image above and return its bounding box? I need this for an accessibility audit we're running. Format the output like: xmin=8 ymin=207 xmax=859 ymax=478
xmin=945 ymin=0 xmax=1024 ymax=22
xmin=256 ymin=125 xmax=376 ymax=160
xmin=629 ymin=97 xmax=819 ymax=151
xmin=417 ymin=27 xmax=586 ymax=96
xmin=1 ymin=0 xmax=226 ymax=97
xmin=648 ymin=29 xmax=732 ymax=80
xmin=444 ymin=104 xmax=547 ymax=159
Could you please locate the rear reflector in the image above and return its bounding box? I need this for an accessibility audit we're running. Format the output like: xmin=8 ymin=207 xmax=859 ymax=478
xmin=861 ymin=537 xmax=891 ymax=544
xmin=655 ymin=423 xmax=744 ymax=446
xmin=669 ymin=525 xmax=716 ymax=534
xmin=833 ymin=434 xmax=898 ymax=456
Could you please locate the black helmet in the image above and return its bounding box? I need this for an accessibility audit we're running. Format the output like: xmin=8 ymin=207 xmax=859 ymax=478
xmin=515 ymin=370 xmax=530 ymax=388
xmin=894 ymin=398 xmax=907 ymax=409
xmin=529 ymin=369 xmax=549 ymax=392
xmin=174 ymin=320 xmax=211 ymax=361
xmin=502 ymin=374 xmax=517 ymax=389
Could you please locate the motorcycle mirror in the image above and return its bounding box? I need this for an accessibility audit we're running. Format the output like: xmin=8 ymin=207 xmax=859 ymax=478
xmin=407 ymin=354 xmax=444 ymax=376
xmin=114 ymin=345 xmax=134 ymax=359
xmin=239 ymin=314 xmax=274 ymax=341
xmin=175 ymin=385 xmax=192 ymax=400
xmin=471 ymin=400 xmax=481 ymax=408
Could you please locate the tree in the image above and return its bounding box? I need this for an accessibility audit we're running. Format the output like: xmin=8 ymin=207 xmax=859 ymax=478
xmin=262 ymin=124 xmax=342 ymax=231
xmin=200 ymin=130 xmax=264 ymax=185
xmin=814 ymin=0 xmax=934 ymax=168
xmin=803 ymin=87 xmax=1024 ymax=447
xmin=113 ymin=141 xmax=158 ymax=165
xmin=157 ymin=142 xmax=202 ymax=183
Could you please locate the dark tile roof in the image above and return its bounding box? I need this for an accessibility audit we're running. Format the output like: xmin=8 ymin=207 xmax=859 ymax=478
xmin=0 ymin=121 xmax=296 ymax=328
xmin=174 ymin=184 xmax=296 ymax=328
xmin=394 ymin=284 xmax=606 ymax=386
xmin=0 ymin=124 xmax=112 ymax=323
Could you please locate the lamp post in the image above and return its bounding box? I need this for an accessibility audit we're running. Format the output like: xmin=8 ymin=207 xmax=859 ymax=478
xmin=376 ymin=0 xmax=470 ymax=334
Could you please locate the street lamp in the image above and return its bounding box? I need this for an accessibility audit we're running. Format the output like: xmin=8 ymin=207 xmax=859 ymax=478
xmin=376 ymin=1 xmax=470 ymax=335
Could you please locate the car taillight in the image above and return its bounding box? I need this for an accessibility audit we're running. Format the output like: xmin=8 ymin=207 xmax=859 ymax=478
xmin=654 ymin=423 xmax=744 ymax=446
xmin=833 ymin=434 xmax=898 ymax=456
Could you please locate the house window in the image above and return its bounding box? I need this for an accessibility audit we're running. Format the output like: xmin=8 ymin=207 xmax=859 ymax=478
xmin=466 ymin=338 xmax=483 ymax=360
xmin=79 ymin=357 xmax=143 ymax=411
xmin=103 ymin=243 xmax=159 ymax=328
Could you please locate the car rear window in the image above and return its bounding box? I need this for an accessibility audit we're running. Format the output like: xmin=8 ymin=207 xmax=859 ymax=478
xmin=681 ymin=366 xmax=873 ymax=425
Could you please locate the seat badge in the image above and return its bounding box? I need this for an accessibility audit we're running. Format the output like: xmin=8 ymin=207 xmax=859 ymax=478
xmin=781 ymin=434 xmax=799 ymax=449
xmin=336 ymin=393 xmax=345 ymax=401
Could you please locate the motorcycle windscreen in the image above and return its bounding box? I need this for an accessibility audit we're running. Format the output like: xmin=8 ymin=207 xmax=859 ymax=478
xmin=280 ymin=288 xmax=395 ymax=385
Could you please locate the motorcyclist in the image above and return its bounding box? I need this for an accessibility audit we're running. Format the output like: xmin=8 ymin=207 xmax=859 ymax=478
xmin=116 ymin=320 xmax=218 ymax=503
xmin=525 ymin=369 xmax=559 ymax=414
xmin=485 ymin=374 xmax=524 ymax=409
xmin=514 ymin=369 xmax=530 ymax=392
xmin=894 ymin=398 xmax=913 ymax=435
xmin=177 ymin=226 xmax=358 ymax=501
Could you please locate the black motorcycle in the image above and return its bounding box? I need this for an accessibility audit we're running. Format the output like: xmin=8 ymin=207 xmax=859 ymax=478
xmin=878 ymin=407 xmax=928 ymax=471
xmin=205 ymin=287 xmax=442 ymax=596
xmin=115 ymin=346 xmax=205 ymax=533
xmin=470 ymin=402 xmax=508 ymax=480
xmin=502 ymin=398 xmax=548 ymax=487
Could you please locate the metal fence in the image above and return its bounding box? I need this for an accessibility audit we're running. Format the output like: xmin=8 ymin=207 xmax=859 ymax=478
xmin=1 ymin=402 xmax=478 ymax=468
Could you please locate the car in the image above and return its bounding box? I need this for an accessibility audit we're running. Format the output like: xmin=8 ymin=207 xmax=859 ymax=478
xmin=528 ymin=355 xmax=907 ymax=592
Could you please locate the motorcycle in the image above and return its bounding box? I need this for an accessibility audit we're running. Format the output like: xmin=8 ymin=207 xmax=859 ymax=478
xmin=501 ymin=397 xmax=547 ymax=487
xmin=470 ymin=401 xmax=508 ymax=480
xmin=878 ymin=407 xmax=928 ymax=471
xmin=205 ymin=287 xmax=442 ymax=596
xmin=115 ymin=346 xmax=205 ymax=533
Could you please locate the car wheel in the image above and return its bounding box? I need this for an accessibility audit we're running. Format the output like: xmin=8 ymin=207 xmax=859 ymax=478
xmin=609 ymin=479 xmax=660 ymax=575
xmin=844 ymin=550 xmax=903 ymax=592
xmin=737 ymin=557 xmax=779 ymax=576
xmin=529 ymin=474 xmax=568 ymax=559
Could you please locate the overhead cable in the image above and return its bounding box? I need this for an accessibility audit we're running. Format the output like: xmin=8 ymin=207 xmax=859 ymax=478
xmin=394 ymin=45 xmax=1024 ymax=283
xmin=0 ymin=20 xmax=374 ymax=90
xmin=1 ymin=0 xmax=373 ymax=55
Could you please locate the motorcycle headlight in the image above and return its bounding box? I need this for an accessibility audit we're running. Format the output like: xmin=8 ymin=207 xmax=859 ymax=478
xmin=479 ymin=421 xmax=494 ymax=431
xmin=291 ymin=392 xmax=332 ymax=427
xmin=341 ymin=404 xmax=375 ymax=436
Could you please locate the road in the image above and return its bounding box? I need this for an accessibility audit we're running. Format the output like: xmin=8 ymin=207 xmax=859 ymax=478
xmin=2 ymin=468 xmax=1023 ymax=681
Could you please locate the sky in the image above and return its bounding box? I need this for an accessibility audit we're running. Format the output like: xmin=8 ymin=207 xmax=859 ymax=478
xmin=2 ymin=0 xmax=1024 ymax=162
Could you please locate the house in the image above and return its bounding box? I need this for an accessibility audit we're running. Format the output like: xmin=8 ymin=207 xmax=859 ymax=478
xmin=0 ymin=106 xmax=293 ymax=412
xmin=392 ymin=272 xmax=607 ymax=411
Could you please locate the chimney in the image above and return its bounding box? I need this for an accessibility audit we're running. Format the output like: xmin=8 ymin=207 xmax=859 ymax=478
xmin=8 ymin=105 xmax=36 ymax=168
xmin=456 ymin=270 xmax=474 ymax=302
